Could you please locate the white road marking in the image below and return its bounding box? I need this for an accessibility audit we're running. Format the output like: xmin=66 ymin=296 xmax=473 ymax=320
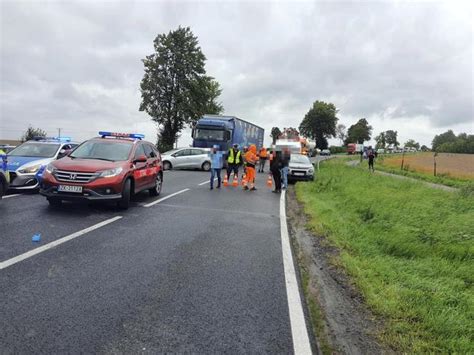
xmin=3 ymin=194 xmax=20 ymax=199
xmin=0 ymin=216 xmax=123 ymax=271
xmin=280 ymin=190 xmax=312 ymax=354
xmin=143 ymin=188 xmax=190 ymax=207
xmin=198 ymin=178 xmax=217 ymax=186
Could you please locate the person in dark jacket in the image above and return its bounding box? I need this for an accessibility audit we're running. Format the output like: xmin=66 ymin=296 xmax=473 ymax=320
xmin=270 ymin=147 xmax=282 ymax=193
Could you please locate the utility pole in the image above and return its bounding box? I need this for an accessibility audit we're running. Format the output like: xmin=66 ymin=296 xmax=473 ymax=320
xmin=57 ymin=128 xmax=62 ymax=138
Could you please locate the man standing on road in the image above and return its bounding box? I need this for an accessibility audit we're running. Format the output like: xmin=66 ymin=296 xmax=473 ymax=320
xmin=243 ymin=144 xmax=258 ymax=191
xmin=226 ymin=144 xmax=242 ymax=180
xmin=209 ymin=145 xmax=224 ymax=190
xmin=280 ymin=148 xmax=290 ymax=189
xmin=257 ymin=146 xmax=268 ymax=173
xmin=270 ymin=147 xmax=282 ymax=193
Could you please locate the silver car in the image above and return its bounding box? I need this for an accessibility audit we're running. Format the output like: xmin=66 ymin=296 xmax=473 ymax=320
xmin=161 ymin=147 xmax=211 ymax=171
xmin=288 ymin=154 xmax=314 ymax=181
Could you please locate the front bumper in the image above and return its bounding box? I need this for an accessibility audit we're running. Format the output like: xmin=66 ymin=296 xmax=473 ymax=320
xmin=288 ymin=173 xmax=314 ymax=181
xmin=8 ymin=172 xmax=39 ymax=190
xmin=40 ymin=185 xmax=122 ymax=201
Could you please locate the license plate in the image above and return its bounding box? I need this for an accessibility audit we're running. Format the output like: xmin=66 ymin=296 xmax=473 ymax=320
xmin=293 ymin=172 xmax=305 ymax=176
xmin=58 ymin=185 xmax=83 ymax=193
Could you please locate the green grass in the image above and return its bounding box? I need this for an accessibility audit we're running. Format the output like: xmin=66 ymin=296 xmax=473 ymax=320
xmin=295 ymin=160 xmax=474 ymax=352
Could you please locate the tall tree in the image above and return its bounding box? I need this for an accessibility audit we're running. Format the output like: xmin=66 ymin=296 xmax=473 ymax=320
xmin=299 ymin=100 xmax=338 ymax=149
xmin=404 ymin=139 xmax=420 ymax=150
xmin=345 ymin=118 xmax=372 ymax=144
xmin=375 ymin=132 xmax=386 ymax=149
xmin=21 ymin=125 xmax=47 ymax=142
xmin=335 ymin=124 xmax=347 ymax=145
xmin=139 ymin=26 xmax=223 ymax=152
xmin=432 ymin=130 xmax=456 ymax=151
xmin=270 ymin=127 xmax=282 ymax=144
xmin=385 ymin=130 xmax=399 ymax=147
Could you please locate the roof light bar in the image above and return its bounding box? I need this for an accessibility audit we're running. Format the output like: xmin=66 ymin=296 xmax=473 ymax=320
xmin=99 ymin=131 xmax=145 ymax=140
xmin=32 ymin=136 xmax=72 ymax=142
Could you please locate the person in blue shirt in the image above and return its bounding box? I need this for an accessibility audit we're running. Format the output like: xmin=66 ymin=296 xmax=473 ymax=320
xmin=209 ymin=145 xmax=224 ymax=190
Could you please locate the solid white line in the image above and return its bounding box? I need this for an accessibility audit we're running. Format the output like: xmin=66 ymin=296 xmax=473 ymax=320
xmin=198 ymin=178 xmax=217 ymax=186
xmin=280 ymin=190 xmax=312 ymax=354
xmin=143 ymin=188 xmax=190 ymax=207
xmin=0 ymin=216 xmax=123 ymax=271
xmin=3 ymin=194 xmax=20 ymax=199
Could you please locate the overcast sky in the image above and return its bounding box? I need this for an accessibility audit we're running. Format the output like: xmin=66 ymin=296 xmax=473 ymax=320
xmin=1 ymin=0 xmax=472 ymax=148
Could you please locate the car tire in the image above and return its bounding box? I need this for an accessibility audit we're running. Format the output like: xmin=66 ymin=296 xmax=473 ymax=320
xmin=117 ymin=178 xmax=131 ymax=210
xmin=0 ymin=180 xmax=5 ymax=199
xmin=163 ymin=161 xmax=172 ymax=170
xmin=47 ymin=197 xmax=62 ymax=207
xmin=149 ymin=173 xmax=162 ymax=196
xmin=202 ymin=161 xmax=211 ymax=171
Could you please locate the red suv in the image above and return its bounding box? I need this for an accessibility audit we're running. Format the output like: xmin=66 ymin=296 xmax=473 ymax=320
xmin=40 ymin=132 xmax=163 ymax=209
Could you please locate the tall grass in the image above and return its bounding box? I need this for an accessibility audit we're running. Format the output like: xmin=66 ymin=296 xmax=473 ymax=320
xmin=296 ymin=160 xmax=474 ymax=352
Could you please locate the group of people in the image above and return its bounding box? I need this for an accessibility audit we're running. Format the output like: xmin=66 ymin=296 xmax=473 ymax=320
xmin=208 ymin=144 xmax=290 ymax=193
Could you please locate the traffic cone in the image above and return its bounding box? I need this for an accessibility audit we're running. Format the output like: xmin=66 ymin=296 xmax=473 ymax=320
xmin=223 ymin=174 xmax=229 ymax=187
xmin=232 ymin=174 xmax=238 ymax=187
xmin=241 ymin=172 xmax=247 ymax=186
xmin=266 ymin=174 xmax=273 ymax=188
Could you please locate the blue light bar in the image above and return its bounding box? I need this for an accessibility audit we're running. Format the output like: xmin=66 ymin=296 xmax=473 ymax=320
xmin=33 ymin=136 xmax=72 ymax=142
xmin=99 ymin=131 xmax=145 ymax=140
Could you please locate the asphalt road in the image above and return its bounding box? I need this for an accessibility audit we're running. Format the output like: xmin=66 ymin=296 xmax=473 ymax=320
xmin=0 ymin=168 xmax=306 ymax=353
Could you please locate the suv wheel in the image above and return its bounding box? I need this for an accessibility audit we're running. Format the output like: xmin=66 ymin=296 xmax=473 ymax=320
xmin=163 ymin=161 xmax=172 ymax=170
xmin=47 ymin=197 xmax=62 ymax=207
xmin=202 ymin=161 xmax=211 ymax=171
xmin=149 ymin=173 xmax=162 ymax=196
xmin=117 ymin=178 xmax=131 ymax=210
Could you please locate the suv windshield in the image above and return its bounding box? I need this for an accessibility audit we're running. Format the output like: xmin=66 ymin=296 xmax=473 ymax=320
xmin=70 ymin=140 xmax=132 ymax=161
xmin=194 ymin=129 xmax=225 ymax=141
xmin=290 ymin=154 xmax=311 ymax=164
xmin=8 ymin=143 xmax=60 ymax=158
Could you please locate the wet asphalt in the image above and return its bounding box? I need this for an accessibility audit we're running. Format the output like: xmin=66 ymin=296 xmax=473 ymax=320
xmin=0 ymin=169 xmax=294 ymax=353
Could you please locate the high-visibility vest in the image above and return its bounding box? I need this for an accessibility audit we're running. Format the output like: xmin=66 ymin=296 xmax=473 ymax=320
xmin=228 ymin=149 xmax=241 ymax=164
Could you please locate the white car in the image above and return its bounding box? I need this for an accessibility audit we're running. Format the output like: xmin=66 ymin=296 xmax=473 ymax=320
xmin=161 ymin=147 xmax=211 ymax=171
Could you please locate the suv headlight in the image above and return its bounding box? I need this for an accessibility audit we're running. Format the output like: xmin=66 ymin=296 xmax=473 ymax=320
xmin=18 ymin=164 xmax=42 ymax=174
xmin=308 ymin=168 xmax=314 ymax=174
xmin=98 ymin=167 xmax=123 ymax=178
xmin=45 ymin=163 xmax=56 ymax=174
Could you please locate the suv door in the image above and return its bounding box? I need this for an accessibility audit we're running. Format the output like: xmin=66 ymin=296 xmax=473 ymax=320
xmin=143 ymin=144 xmax=158 ymax=187
xmin=133 ymin=144 xmax=148 ymax=192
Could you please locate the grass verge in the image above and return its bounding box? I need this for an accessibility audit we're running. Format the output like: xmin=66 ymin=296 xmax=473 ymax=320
xmin=295 ymin=159 xmax=474 ymax=352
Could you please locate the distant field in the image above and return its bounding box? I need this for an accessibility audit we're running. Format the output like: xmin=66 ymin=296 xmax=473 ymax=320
xmin=379 ymin=153 xmax=474 ymax=180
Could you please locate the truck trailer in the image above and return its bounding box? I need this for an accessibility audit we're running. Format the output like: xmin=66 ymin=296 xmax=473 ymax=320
xmin=192 ymin=115 xmax=264 ymax=152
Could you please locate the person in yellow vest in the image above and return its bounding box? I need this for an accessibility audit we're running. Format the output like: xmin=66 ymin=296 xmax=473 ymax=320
xmin=226 ymin=144 xmax=243 ymax=180
xmin=257 ymin=146 xmax=268 ymax=173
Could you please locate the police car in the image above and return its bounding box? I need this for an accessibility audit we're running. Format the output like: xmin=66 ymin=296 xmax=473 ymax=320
xmin=0 ymin=154 xmax=9 ymax=199
xmin=6 ymin=137 xmax=78 ymax=191
xmin=40 ymin=132 xmax=163 ymax=209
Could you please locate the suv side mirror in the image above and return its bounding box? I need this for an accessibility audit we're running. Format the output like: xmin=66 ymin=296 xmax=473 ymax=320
xmin=134 ymin=154 xmax=147 ymax=163
xmin=58 ymin=149 xmax=69 ymax=158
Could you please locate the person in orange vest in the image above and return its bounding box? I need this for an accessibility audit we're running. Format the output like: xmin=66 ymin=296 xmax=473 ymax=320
xmin=257 ymin=146 xmax=268 ymax=173
xmin=243 ymin=144 xmax=258 ymax=191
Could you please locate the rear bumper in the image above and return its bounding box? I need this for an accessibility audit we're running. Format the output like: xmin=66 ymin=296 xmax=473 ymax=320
xmin=40 ymin=185 xmax=122 ymax=201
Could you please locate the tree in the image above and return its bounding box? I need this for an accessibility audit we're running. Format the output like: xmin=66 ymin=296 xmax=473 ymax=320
xmin=435 ymin=132 xmax=474 ymax=154
xmin=345 ymin=118 xmax=372 ymax=144
xmin=420 ymin=145 xmax=430 ymax=152
xmin=432 ymin=130 xmax=456 ymax=151
xmin=299 ymin=100 xmax=338 ymax=149
xmin=270 ymin=127 xmax=282 ymax=145
xmin=374 ymin=132 xmax=386 ymax=149
xmin=139 ymin=26 xmax=223 ymax=152
xmin=404 ymin=139 xmax=420 ymax=150
xmin=281 ymin=127 xmax=299 ymax=140
xmin=335 ymin=124 xmax=347 ymax=145
xmin=21 ymin=125 xmax=47 ymax=142
xmin=385 ymin=130 xmax=399 ymax=147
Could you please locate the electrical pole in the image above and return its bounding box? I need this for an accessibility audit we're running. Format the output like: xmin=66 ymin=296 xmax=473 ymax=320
xmin=57 ymin=128 xmax=61 ymax=138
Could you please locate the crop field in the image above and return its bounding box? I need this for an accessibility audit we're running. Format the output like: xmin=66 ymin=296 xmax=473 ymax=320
xmin=379 ymin=152 xmax=474 ymax=180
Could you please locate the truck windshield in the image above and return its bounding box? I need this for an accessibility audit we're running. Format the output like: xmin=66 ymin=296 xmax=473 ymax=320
xmin=8 ymin=143 xmax=60 ymax=158
xmin=194 ymin=129 xmax=225 ymax=141
xmin=70 ymin=140 xmax=132 ymax=161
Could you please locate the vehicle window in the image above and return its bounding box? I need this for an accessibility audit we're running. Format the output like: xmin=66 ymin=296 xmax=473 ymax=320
xmin=70 ymin=140 xmax=132 ymax=161
xmin=194 ymin=129 xmax=225 ymax=141
xmin=134 ymin=144 xmax=146 ymax=159
xmin=290 ymin=154 xmax=311 ymax=164
xmin=174 ymin=149 xmax=188 ymax=157
xmin=144 ymin=144 xmax=156 ymax=158
xmin=8 ymin=143 xmax=60 ymax=158
xmin=191 ymin=149 xmax=204 ymax=155
xmin=152 ymin=146 xmax=160 ymax=156
xmin=163 ymin=149 xmax=179 ymax=155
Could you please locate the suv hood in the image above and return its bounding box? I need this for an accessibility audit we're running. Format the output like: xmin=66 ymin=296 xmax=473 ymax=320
xmin=52 ymin=157 xmax=125 ymax=172
xmin=289 ymin=162 xmax=312 ymax=169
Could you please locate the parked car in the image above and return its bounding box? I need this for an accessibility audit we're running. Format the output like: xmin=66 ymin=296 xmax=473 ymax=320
xmin=288 ymin=154 xmax=314 ymax=182
xmin=40 ymin=132 xmax=163 ymax=209
xmin=161 ymin=147 xmax=211 ymax=171
xmin=0 ymin=145 xmax=16 ymax=154
xmin=377 ymin=149 xmax=385 ymax=154
xmin=0 ymin=154 xmax=10 ymax=199
xmin=6 ymin=137 xmax=78 ymax=191
xmin=320 ymin=149 xmax=331 ymax=156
